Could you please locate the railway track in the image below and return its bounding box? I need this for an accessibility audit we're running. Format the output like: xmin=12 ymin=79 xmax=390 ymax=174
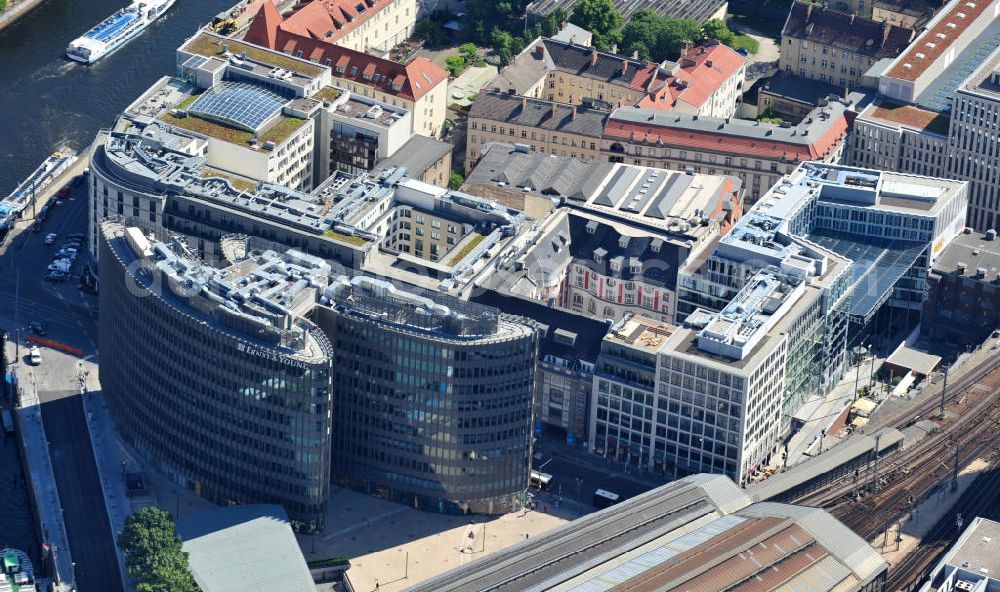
xmin=792 ymin=354 xmax=1000 ymax=508
xmin=831 ymin=390 xmax=1000 ymax=536
xmin=883 ymin=464 xmax=1000 ymax=591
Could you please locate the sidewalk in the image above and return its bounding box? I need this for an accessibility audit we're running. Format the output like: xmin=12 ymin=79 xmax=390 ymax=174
xmin=784 ymin=353 xmax=883 ymax=467
xmin=83 ymin=388 xmax=135 ymax=592
xmin=11 ymin=362 xmax=75 ymax=591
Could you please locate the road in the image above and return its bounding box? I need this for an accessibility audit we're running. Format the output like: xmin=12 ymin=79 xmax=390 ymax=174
xmin=531 ymin=432 xmax=670 ymax=511
xmin=41 ymin=394 xmax=123 ymax=592
xmin=1 ymin=170 xmax=98 ymax=359
xmin=2 ymin=172 xmax=117 ymax=591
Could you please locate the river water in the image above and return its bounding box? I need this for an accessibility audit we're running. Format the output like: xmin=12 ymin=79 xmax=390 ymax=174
xmin=0 ymin=0 xmax=233 ymax=560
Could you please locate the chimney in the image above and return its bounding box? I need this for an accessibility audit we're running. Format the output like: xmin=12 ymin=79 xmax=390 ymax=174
xmin=850 ymin=13 xmax=855 ymax=24
xmin=569 ymin=35 xmax=576 ymax=45
xmin=571 ymin=105 xmax=577 ymax=119
xmin=806 ymin=3 xmax=813 ymax=21
xmin=535 ymin=44 xmax=545 ymax=58
xmin=621 ymin=60 xmax=629 ymax=76
xmin=521 ymin=96 xmax=527 ymax=111
xmin=551 ymin=101 xmax=557 ymax=118
xmin=590 ymin=48 xmax=598 ymax=66
xmin=632 ymin=50 xmax=639 ymax=60
xmin=881 ymin=22 xmax=891 ymax=47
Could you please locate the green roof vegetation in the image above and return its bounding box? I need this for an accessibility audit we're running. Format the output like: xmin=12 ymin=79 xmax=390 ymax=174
xmin=447 ymin=233 xmax=485 ymax=266
xmin=259 ymin=116 xmax=308 ymax=146
xmin=200 ymin=167 xmax=257 ymax=192
xmin=307 ymin=556 xmax=351 ymax=568
xmin=313 ymin=86 xmax=342 ymax=103
xmin=160 ymin=111 xmax=254 ymax=144
xmin=324 ymin=229 xmax=367 ymax=245
xmin=176 ymin=92 xmax=202 ymax=110
xmin=184 ymin=33 xmax=325 ymax=76
xmin=159 ymin=111 xmax=307 ymax=148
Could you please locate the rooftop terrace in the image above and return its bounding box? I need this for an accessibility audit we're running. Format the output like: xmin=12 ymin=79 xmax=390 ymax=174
xmin=181 ymin=32 xmax=326 ymax=77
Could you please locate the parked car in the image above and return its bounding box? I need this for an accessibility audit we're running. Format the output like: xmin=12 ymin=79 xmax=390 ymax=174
xmin=48 ymin=260 xmax=71 ymax=272
xmin=29 ymin=346 xmax=41 ymax=365
xmin=66 ymin=232 xmax=85 ymax=240
xmin=70 ymin=175 xmax=84 ymax=187
xmin=45 ymin=271 xmax=67 ymax=282
xmin=57 ymin=186 xmax=71 ymax=198
xmin=44 ymin=233 xmax=57 ymax=245
xmin=27 ymin=322 xmax=46 ymax=336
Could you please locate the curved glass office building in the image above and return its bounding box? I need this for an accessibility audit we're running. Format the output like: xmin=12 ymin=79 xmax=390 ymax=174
xmin=98 ymin=222 xmax=334 ymax=531
xmin=314 ymin=277 xmax=537 ymax=514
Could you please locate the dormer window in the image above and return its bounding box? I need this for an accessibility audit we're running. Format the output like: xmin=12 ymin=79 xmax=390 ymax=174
xmin=629 ymin=258 xmax=642 ymax=274
xmin=610 ymin=258 xmax=622 ymax=272
xmin=618 ymin=236 xmax=629 ymax=248
xmin=585 ymin=220 xmax=598 ymax=234
xmin=593 ymin=247 xmax=607 ymax=263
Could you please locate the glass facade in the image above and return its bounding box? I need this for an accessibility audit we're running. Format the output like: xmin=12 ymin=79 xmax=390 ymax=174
xmin=98 ymin=227 xmax=333 ymax=531
xmin=314 ymin=301 xmax=537 ymax=514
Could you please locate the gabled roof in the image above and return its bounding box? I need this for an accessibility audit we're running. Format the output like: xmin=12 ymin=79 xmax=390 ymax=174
xmin=244 ymin=0 xmax=281 ymax=49
xmin=638 ymin=42 xmax=747 ymax=110
xmin=244 ymin=2 xmax=447 ymax=101
xmin=469 ymin=92 xmax=608 ymax=138
xmin=274 ymin=0 xmax=396 ymax=45
xmin=783 ymin=1 xmax=913 ymax=59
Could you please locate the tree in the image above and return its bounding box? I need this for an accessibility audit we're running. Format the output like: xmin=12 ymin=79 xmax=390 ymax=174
xmin=622 ymin=11 xmax=702 ymax=62
xmin=415 ymin=19 xmax=448 ymax=48
xmin=449 ymin=173 xmax=465 ymax=190
xmin=118 ymin=507 xmax=198 ymax=592
xmin=703 ymin=19 xmax=735 ymax=45
xmin=458 ymin=43 xmax=478 ymax=63
xmin=491 ymin=27 xmax=516 ymax=66
xmin=659 ymin=18 xmax=703 ymax=59
xmin=571 ymin=0 xmax=623 ymax=51
xmin=445 ymin=55 xmax=467 ymax=77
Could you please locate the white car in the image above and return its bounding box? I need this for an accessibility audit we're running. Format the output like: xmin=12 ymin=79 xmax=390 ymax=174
xmin=43 ymin=233 xmax=57 ymax=245
xmin=48 ymin=260 xmax=71 ymax=272
xmin=29 ymin=346 xmax=41 ymax=365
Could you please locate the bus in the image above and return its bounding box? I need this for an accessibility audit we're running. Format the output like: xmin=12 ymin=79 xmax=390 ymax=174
xmin=530 ymin=470 xmax=553 ymax=490
xmin=593 ymin=489 xmax=621 ymax=508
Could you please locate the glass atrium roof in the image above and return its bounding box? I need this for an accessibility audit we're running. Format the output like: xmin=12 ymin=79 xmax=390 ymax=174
xmin=807 ymin=229 xmax=927 ymax=322
xmin=189 ymin=81 xmax=287 ymax=132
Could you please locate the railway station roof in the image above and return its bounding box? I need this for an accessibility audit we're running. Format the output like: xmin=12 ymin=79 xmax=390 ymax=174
xmin=409 ymin=473 xmax=887 ymax=592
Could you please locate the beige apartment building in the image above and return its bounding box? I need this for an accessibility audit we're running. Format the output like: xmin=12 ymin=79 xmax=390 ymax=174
xmin=493 ymin=38 xmax=747 ymax=119
xmin=466 ymin=92 xmax=608 ymax=173
xmin=247 ymin=0 xmax=416 ymax=54
xmin=780 ymin=1 xmax=913 ymax=89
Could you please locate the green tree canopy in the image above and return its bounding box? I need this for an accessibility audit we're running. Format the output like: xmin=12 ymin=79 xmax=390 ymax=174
xmin=118 ymin=507 xmax=199 ymax=592
xmin=449 ymin=173 xmax=465 ymax=190
xmin=571 ymin=0 xmax=623 ymax=51
xmin=621 ymin=11 xmax=702 ymax=62
xmin=703 ymin=19 xmax=735 ymax=45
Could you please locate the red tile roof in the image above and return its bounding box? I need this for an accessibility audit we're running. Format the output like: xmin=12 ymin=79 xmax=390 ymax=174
xmin=244 ymin=2 xmax=447 ymax=101
xmin=244 ymin=0 xmax=281 ymax=49
xmin=279 ymin=0 xmax=395 ymax=45
xmin=638 ymin=42 xmax=747 ymax=111
xmin=604 ymin=113 xmax=848 ymax=161
xmin=886 ymin=0 xmax=992 ymax=81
